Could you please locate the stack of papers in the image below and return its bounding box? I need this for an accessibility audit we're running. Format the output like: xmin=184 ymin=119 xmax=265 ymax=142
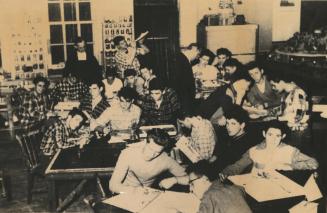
xmin=228 ymin=171 xmax=304 ymax=202
xmin=54 ymin=101 xmax=80 ymax=111
xmin=103 ymin=188 xmax=200 ymax=213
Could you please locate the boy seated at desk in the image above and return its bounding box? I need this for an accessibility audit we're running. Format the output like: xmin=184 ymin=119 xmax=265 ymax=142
xmin=109 ymin=128 xmax=189 ymax=194
xmin=140 ymin=78 xmax=181 ymax=126
xmin=243 ymin=62 xmax=283 ymax=119
xmin=219 ymin=120 xmax=318 ymax=180
xmin=40 ymin=108 xmax=89 ymax=156
xmin=192 ymin=49 xmax=218 ymax=86
xmin=90 ymin=87 xmax=141 ymax=131
xmin=187 ymin=162 xmax=252 ymax=213
xmin=50 ymin=69 xmax=88 ymax=104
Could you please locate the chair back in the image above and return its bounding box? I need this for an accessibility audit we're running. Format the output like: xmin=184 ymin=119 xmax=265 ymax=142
xmin=15 ymin=130 xmax=42 ymax=171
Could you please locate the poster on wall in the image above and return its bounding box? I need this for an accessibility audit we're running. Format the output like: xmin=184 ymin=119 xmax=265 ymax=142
xmin=102 ymin=15 xmax=134 ymax=70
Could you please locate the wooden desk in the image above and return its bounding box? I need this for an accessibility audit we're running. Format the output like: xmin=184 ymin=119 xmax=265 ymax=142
xmin=45 ymin=143 xmax=125 ymax=211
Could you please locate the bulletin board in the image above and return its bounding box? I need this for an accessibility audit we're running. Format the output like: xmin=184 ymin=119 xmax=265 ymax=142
xmin=102 ymin=15 xmax=134 ymax=70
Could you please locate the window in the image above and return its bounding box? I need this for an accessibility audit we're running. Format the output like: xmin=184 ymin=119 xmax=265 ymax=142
xmin=48 ymin=0 xmax=93 ymax=67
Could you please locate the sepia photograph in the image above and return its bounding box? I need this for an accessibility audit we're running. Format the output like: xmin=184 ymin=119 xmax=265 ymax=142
xmin=0 ymin=0 xmax=326 ymax=212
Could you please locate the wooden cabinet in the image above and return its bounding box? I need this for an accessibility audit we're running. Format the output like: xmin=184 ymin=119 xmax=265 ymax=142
xmin=204 ymin=24 xmax=258 ymax=63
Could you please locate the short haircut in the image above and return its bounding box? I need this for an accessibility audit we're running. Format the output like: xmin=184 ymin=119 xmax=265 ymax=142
xmin=74 ymin=36 xmax=85 ymax=45
xmin=113 ymin=36 xmax=125 ymax=46
xmin=124 ymin=69 xmax=137 ymax=78
xmin=117 ymin=87 xmax=138 ymax=101
xmin=263 ymin=120 xmax=287 ymax=135
xmin=146 ymin=128 xmax=171 ymax=149
xmin=149 ymin=78 xmax=165 ymax=91
xmin=105 ymin=67 xmax=118 ymax=77
xmin=140 ymin=61 xmax=154 ymax=71
xmin=68 ymin=107 xmax=88 ymax=126
xmin=199 ymin=49 xmax=215 ymax=65
xmin=244 ymin=61 xmax=263 ymax=71
xmin=63 ymin=68 xmax=79 ymax=78
xmin=186 ymin=43 xmax=199 ymax=50
xmin=224 ymin=105 xmax=249 ymax=125
xmin=223 ymin=58 xmax=242 ymax=68
xmin=33 ymin=76 xmax=49 ymax=87
xmin=216 ymin=48 xmax=232 ymax=58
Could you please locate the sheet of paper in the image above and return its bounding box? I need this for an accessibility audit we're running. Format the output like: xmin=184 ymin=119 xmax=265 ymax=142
xmin=108 ymin=133 xmax=130 ymax=144
xmin=139 ymin=125 xmax=177 ymax=138
xmin=228 ymin=171 xmax=304 ymax=202
xmin=141 ymin=191 xmax=200 ymax=213
xmin=289 ymin=201 xmax=318 ymax=213
xmin=102 ymin=188 xmax=161 ymax=212
xmin=303 ymin=174 xmax=323 ymax=202
xmin=175 ymin=136 xmax=201 ymax=163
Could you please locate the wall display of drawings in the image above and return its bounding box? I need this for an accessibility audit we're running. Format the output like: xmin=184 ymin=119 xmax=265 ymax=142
xmin=9 ymin=15 xmax=47 ymax=80
xmin=102 ymin=15 xmax=134 ymax=70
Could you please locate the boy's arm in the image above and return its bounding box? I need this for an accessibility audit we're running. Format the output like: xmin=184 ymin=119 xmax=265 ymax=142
xmin=291 ymin=148 xmax=319 ymax=170
xmin=221 ymin=151 xmax=253 ymax=177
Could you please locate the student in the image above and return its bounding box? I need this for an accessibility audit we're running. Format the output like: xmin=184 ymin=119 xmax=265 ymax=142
xmin=109 ymin=128 xmax=189 ymax=194
xmin=90 ymin=87 xmax=141 ymax=131
xmin=207 ymin=105 xmax=257 ymax=180
xmin=140 ymin=78 xmax=181 ymax=126
xmin=245 ymin=61 xmax=282 ymax=109
xmin=270 ymin=77 xmax=310 ymax=131
xmin=196 ymin=77 xmax=252 ymax=120
xmin=220 ymin=120 xmax=318 ymax=179
xmin=214 ymin=48 xmax=232 ymax=79
xmin=50 ymin=69 xmax=89 ymax=104
xmin=40 ymin=108 xmax=88 ymax=156
xmin=140 ymin=62 xmax=157 ymax=95
xmin=177 ymin=115 xmax=217 ymax=162
xmin=123 ymin=68 xmax=145 ymax=96
xmin=79 ymin=80 xmax=110 ymax=119
xmin=113 ymin=35 xmax=149 ymax=78
xmin=192 ymin=49 xmax=218 ymax=82
xmin=20 ymin=76 xmax=52 ymax=130
xmin=102 ymin=67 xmax=123 ymax=103
xmin=187 ymin=162 xmax=252 ymax=213
xmin=223 ymin=57 xmax=248 ymax=83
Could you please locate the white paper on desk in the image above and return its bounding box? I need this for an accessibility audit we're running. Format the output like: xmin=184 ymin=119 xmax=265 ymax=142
xmin=289 ymin=201 xmax=318 ymax=213
xmin=304 ymin=174 xmax=323 ymax=202
xmin=228 ymin=171 xmax=304 ymax=202
xmin=175 ymin=136 xmax=201 ymax=163
xmin=102 ymin=188 xmax=161 ymax=212
xmin=141 ymin=191 xmax=200 ymax=213
xmin=108 ymin=134 xmax=130 ymax=144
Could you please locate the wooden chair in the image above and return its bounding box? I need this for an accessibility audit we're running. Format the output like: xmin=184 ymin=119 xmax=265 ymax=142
xmin=15 ymin=130 xmax=44 ymax=204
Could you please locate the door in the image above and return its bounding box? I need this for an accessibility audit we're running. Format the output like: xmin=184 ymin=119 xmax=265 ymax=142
xmin=134 ymin=0 xmax=179 ymax=84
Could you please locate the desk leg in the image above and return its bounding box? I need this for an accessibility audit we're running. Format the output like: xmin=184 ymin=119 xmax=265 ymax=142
xmin=48 ymin=180 xmax=58 ymax=212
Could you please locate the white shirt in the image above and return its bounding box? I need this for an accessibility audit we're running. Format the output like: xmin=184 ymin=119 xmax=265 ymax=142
xmin=77 ymin=51 xmax=87 ymax=61
xmin=102 ymin=78 xmax=123 ymax=99
xmin=192 ymin=65 xmax=218 ymax=81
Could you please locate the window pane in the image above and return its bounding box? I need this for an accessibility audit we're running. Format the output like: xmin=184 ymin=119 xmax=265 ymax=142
xmin=64 ymin=3 xmax=76 ymax=21
xmin=48 ymin=3 xmax=61 ymax=22
xmin=50 ymin=25 xmax=63 ymax=44
xmin=65 ymin=24 xmax=78 ymax=43
xmin=50 ymin=45 xmax=65 ymax=64
xmin=66 ymin=45 xmax=75 ymax=58
xmin=79 ymin=2 xmax=91 ymax=20
xmin=86 ymin=43 xmax=93 ymax=54
xmin=81 ymin=24 xmax=93 ymax=42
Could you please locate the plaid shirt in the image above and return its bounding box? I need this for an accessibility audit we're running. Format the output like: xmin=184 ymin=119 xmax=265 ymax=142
xmin=115 ymin=48 xmax=141 ymax=78
xmin=79 ymin=96 xmax=110 ymax=119
xmin=40 ymin=118 xmax=78 ymax=155
xmin=20 ymin=90 xmax=51 ymax=129
xmin=140 ymin=88 xmax=181 ymax=125
xmin=50 ymin=80 xmax=89 ymax=103
xmin=189 ymin=117 xmax=217 ymax=160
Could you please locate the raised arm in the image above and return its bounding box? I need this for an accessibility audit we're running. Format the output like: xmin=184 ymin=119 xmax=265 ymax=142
xmin=291 ymin=148 xmax=319 ymax=170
